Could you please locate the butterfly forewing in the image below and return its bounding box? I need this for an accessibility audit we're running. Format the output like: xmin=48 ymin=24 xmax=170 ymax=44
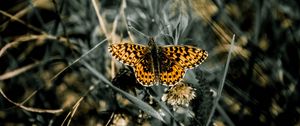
xmin=108 ymin=43 xmax=148 ymax=66
xmin=161 ymin=45 xmax=208 ymax=69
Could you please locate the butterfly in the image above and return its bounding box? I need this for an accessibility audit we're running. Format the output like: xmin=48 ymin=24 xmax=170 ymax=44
xmin=108 ymin=38 xmax=208 ymax=86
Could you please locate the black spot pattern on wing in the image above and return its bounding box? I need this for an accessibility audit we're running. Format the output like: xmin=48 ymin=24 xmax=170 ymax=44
xmin=158 ymin=50 xmax=185 ymax=86
xmin=108 ymin=43 xmax=148 ymax=66
xmin=161 ymin=45 xmax=208 ymax=69
xmin=133 ymin=52 xmax=156 ymax=86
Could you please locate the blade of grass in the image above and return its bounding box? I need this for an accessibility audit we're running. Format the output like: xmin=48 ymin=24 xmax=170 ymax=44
xmin=82 ymin=61 xmax=166 ymax=124
xmin=206 ymin=34 xmax=235 ymax=126
xmin=216 ymin=103 xmax=235 ymax=126
xmin=61 ymin=85 xmax=95 ymax=126
xmin=50 ymin=37 xmax=108 ymax=81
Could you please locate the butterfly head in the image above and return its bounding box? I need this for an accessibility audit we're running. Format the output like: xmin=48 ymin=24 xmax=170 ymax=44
xmin=148 ymin=37 xmax=157 ymax=49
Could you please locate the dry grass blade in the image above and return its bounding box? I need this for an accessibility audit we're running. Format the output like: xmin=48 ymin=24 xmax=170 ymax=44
xmin=91 ymin=0 xmax=109 ymax=39
xmin=105 ymin=112 xmax=115 ymax=126
xmin=0 ymin=35 xmax=40 ymax=58
xmin=61 ymin=85 xmax=95 ymax=126
xmin=0 ymin=34 xmax=75 ymax=58
xmin=61 ymin=96 xmax=83 ymax=126
xmin=0 ymin=61 xmax=40 ymax=80
xmin=0 ymin=87 xmax=63 ymax=114
xmin=0 ymin=10 xmax=46 ymax=34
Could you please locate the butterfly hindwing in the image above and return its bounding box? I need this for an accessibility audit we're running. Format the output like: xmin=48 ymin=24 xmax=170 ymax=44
xmin=161 ymin=45 xmax=208 ymax=69
xmin=158 ymin=50 xmax=185 ymax=86
xmin=108 ymin=43 xmax=148 ymax=66
xmin=133 ymin=52 xmax=156 ymax=86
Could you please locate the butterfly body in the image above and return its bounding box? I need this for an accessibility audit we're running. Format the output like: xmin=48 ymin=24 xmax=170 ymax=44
xmin=148 ymin=39 xmax=160 ymax=85
xmin=108 ymin=38 xmax=208 ymax=86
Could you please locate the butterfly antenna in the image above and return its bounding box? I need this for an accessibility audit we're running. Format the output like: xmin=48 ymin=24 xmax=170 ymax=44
xmin=127 ymin=24 xmax=148 ymax=38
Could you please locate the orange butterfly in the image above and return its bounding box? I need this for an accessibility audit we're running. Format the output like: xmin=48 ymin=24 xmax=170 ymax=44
xmin=109 ymin=38 xmax=208 ymax=86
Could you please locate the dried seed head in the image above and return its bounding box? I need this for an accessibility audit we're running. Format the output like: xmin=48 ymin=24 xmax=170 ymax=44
xmin=162 ymin=81 xmax=196 ymax=108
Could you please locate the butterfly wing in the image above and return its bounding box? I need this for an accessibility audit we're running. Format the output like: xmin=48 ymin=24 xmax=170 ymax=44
xmin=133 ymin=53 xmax=156 ymax=86
xmin=160 ymin=45 xmax=208 ymax=69
xmin=158 ymin=51 xmax=186 ymax=86
xmin=108 ymin=43 xmax=149 ymax=66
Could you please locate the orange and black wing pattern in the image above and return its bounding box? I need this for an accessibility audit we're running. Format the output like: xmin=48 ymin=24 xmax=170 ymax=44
xmin=108 ymin=43 xmax=148 ymax=66
xmin=161 ymin=45 xmax=208 ymax=69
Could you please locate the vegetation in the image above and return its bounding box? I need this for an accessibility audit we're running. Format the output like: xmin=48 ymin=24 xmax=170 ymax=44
xmin=0 ymin=0 xmax=299 ymax=125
